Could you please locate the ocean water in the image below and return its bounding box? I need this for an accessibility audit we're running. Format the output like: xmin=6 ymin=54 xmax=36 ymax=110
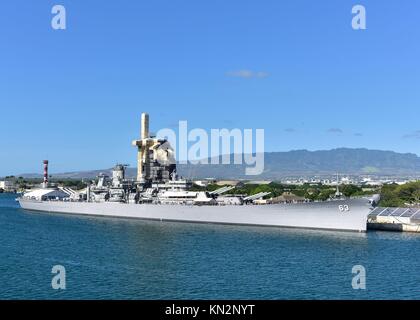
xmin=0 ymin=193 xmax=419 ymax=300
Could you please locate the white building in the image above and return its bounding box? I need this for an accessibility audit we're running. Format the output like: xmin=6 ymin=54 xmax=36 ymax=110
xmin=194 ymin=180 xmax=213 ymax=187
xmin=0 ymin=180 xmax=15 ymax=191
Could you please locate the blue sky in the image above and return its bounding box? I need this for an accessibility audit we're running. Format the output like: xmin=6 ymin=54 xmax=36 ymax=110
xmin=0 ymin=0 xmax=419 ymax=175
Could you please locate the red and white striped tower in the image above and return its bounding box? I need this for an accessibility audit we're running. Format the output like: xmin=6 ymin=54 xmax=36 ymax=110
xmin=43 ymin=160 xmax=49 ymax=188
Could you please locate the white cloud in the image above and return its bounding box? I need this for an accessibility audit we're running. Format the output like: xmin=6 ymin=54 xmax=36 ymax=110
xmin=327 ymin=128 xmax=343 ymax=134
xmin=226 ymin=70 xmax=269 ymax=79
xmin=402 ymin=130 xmax=420 ymax=139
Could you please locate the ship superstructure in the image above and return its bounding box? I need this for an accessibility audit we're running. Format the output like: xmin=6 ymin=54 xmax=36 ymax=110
xmin=132 ymin=112 xmax=176 ymax=184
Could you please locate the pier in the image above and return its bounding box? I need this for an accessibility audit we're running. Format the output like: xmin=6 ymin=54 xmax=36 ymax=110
xmin=368 ymin=207 xmax=420 ymax=233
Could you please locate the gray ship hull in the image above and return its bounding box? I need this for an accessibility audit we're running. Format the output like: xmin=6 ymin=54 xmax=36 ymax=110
xmin=18 ymin=198 xmax=371 ymax=232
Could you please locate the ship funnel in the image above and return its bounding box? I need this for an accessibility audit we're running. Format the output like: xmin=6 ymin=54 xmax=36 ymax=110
xmin=141 ymin=113 xmax=149 ymax=140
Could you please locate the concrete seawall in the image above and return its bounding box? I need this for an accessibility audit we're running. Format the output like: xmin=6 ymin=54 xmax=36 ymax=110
xmin=368 ymin=222 xmax=420 ymax=233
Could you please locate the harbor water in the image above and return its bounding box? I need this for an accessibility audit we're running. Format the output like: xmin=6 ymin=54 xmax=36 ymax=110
xmin=0 ymin=194 xmax=419 ymax=300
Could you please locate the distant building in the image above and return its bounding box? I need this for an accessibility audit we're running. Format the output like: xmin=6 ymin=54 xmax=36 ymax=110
xmin=0 ymin=180 xmax=16 ymax=192
xmin=341 ymin=177 xmax=352 ymax=185
xmin=245 ymin=180 xmax=273 ymax=185
xmin=253 ymin=199 xmax=272 ymax=205
xmin=215 ymin=180 xmax=242 ymax=187
xmin=194 ymin=179 xmax=216 ymax=187
xmin=271 ymin=192 xmax=306 ymax=204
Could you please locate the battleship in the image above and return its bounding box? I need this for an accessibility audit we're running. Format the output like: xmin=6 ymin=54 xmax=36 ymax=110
xmin=18 ymin=113 xmax=373 ymax=232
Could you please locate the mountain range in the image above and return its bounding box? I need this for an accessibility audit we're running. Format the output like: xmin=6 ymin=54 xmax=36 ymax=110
xmin=15 ymin=148 xmax=420 ymax=180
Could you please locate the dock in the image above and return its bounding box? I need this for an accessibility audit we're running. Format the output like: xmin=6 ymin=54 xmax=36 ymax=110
xmin=367 ymin=207 xmax=420 ymax=233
